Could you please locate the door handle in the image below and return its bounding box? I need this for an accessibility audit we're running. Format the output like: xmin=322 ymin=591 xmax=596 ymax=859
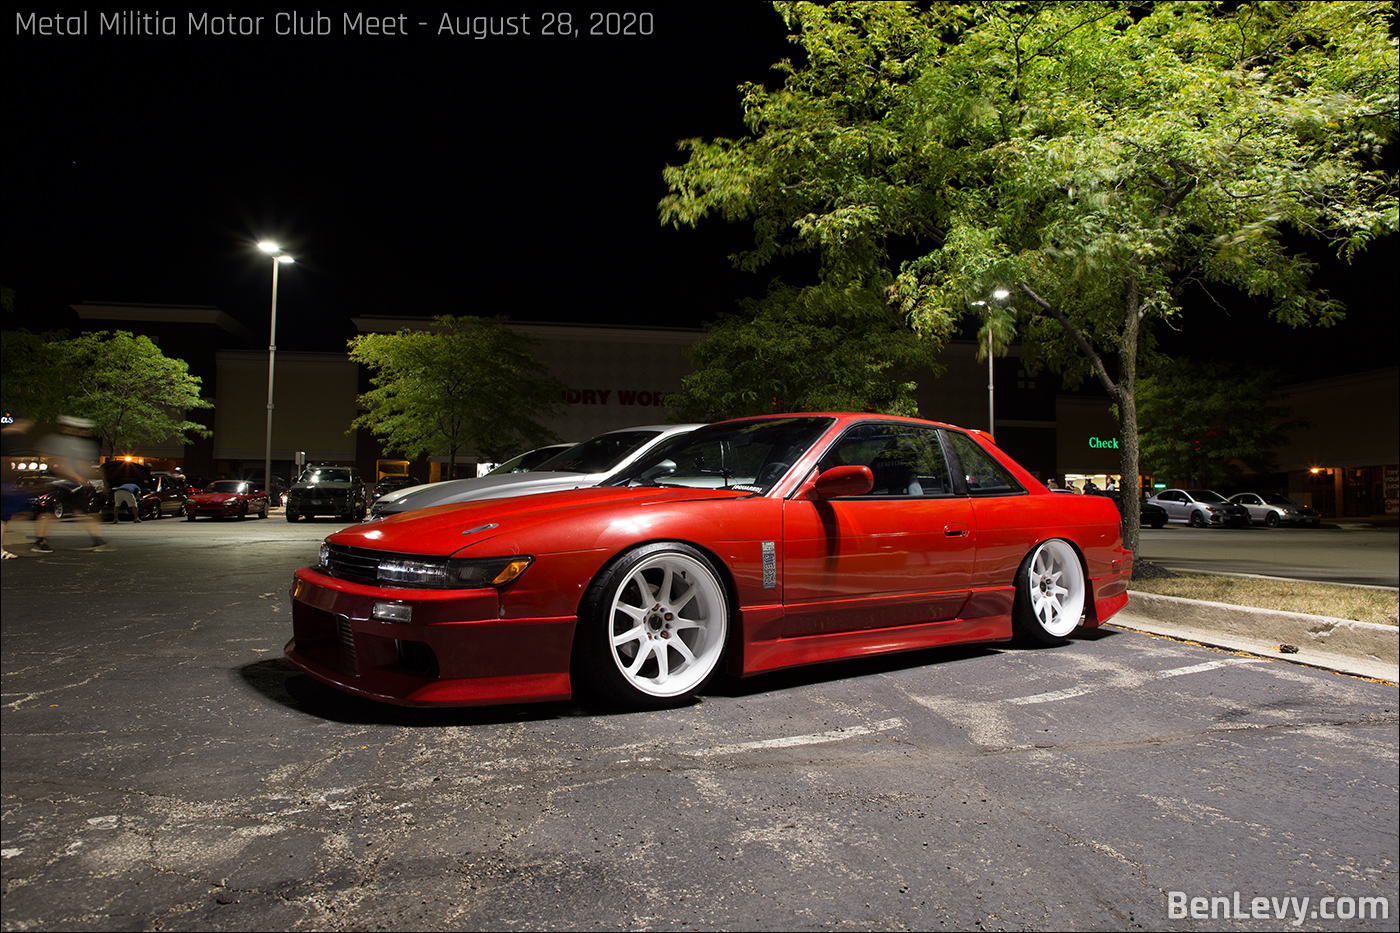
xmin=944 ymin=522 xmax=970 ymax=538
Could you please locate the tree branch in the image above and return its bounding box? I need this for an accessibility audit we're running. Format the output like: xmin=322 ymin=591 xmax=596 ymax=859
xmin=1016 ymin=282 xmax=1122 ymax=403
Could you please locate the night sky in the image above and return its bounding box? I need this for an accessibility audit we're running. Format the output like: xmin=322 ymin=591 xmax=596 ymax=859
xmin=5 ymin=3 xmax=1396 ymax=381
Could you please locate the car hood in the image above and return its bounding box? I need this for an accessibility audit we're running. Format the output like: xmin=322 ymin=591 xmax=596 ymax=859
xmin=334 ymin=485 xmax=753 ymax=556
xmin=292 ymin=481 xmax=357 ymax=492
xmin=191 ymin=492 xmax=242 ymax=503
xmin=372 ymin=471 xmax=607 ymax=514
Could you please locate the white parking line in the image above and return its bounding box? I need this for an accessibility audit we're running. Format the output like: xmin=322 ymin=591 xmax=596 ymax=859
xmin=1004 ymin=657 xmax=1269 ymax=706
xmin=1152 ymin=658 xmax=1266 ymax=679
xmin=1005 ymin=685 xmax=1093 ymax=705
xmin=685 ymin=718 xmax=905 ymax=758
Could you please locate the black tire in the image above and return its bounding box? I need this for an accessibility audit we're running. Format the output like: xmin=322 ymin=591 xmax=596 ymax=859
xmin=1265 ymin=512 xmax=1281 ymax=528
xmin=1189 ymin=510 xmax=1207 ymax=528
xmin=1011 ymin=539 xmax=1088 ymax=646
xmin=1149 ymin=518 xmax=1166 ymax=529
xmin=286 ymin=510 xmax=299 ymax=523
xmin=258 ymin=500 xmax=269 ymax=519
xmin=186 ymin=512 xmax=196 ymax=522
xmin=573 ymin=542 xmax=730 ymax=709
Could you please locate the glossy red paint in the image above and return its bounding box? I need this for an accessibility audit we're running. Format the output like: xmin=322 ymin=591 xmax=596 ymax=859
xmin=186 ymin=481 xmax=270 ymax=520
xmin=286 ymin=413 xmax=1133 ymax=707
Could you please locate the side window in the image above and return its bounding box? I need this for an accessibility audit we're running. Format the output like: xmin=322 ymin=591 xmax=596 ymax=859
xmin=818 ymin=423 xmax=953 ymax=497
xmin=943 ymin=431 xmax=1026 ymax=497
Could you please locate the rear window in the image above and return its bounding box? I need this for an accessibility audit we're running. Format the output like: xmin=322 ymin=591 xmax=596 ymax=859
xmin=944 ymin=432 xmax=1025 ymax=497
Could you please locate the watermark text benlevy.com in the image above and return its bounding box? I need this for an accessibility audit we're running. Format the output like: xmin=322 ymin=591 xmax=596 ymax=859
xmin=1169 ymin=891 xmax=1390 ymax=925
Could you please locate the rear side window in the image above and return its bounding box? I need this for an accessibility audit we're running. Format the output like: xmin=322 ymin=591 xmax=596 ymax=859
xmin=943 ymin=431 xmax=1025 ymax=497
xmin=818 ymin=423 xmax=955 ymax=497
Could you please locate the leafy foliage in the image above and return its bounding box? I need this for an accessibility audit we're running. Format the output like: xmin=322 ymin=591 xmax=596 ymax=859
xmin=661 ymin=0 xmax=1398 ymax=548
xmin=349 ymin=316 xmax=563 ymax=477
xmin=1137 ymin=363 xmax=1302 ymax=488
xmin=2 ymin=329 xmax=212 ymax=457
xmin=1 ymin=328 xmax=67 ymax=420
xmin=669 ymin=281 xmax=934 ymax=421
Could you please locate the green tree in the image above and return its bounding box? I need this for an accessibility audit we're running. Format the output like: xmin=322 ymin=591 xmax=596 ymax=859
xmin=1 ymin=328 xmax=66 ymax=420
xmin=1138 ymin=363 xmax=1302 ymax=489
xmin=349 ymin=316 xmax=563 ymax=478
xmin=4 ymin=329 xmax=211 ymax=456
xmin=59 ymin=331 xmax=213 ymax=459
xmin=669 ymin=281 xmax=933 ymax=421
xmin=661 ymin=0 xmax=1397 ymax=550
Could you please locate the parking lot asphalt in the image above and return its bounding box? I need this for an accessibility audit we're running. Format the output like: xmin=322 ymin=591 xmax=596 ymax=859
xmin=3 ymin=513 xmax=1397 ymax=930
xmin=1136 ymin=523 xmax=1399 ymax=587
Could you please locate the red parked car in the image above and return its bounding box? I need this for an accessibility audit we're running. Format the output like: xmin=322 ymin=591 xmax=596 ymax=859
xmin=287 ymin=414 xmax=1133 ymax=709
xmin=185 ymin=480 xmax=270 ymax=520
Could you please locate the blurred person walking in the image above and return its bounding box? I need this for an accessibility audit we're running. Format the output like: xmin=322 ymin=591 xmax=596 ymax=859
xmin=32 ymin=417 xmax=107 ymax=553
xmin=1 ymin=413 xmax=36 ymax=558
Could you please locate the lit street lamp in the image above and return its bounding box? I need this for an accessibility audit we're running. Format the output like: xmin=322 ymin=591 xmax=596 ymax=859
xmin=258 ymin=241 xmax=294 ymax=499
xmin=971 ymin=287 xmax=1011 ymax=437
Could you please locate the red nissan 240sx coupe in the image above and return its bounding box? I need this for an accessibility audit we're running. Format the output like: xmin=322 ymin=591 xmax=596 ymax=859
xmin=287 ymin=414 xmax=1133 ymax=709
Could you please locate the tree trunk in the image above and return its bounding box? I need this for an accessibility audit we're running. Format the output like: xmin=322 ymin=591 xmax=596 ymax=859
xmin=1016 ymin=279 xmax=1143 ymax=556
xmin=1116 ymin=281 xmax=1142 ymax=554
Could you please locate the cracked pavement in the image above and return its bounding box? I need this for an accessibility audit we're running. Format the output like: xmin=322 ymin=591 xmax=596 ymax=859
xmin=3 ymin=519 xmax=1397 ymax=930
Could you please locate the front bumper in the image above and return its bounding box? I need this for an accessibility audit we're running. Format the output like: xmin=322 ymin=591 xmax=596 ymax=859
xmin=287 ymin=493 xmax=356 ymax=516
xmin=286 ymin=567 xmax=575 ymax=707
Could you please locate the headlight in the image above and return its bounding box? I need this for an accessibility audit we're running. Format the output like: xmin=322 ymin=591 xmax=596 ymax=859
xmin=376 ymin=555 xmax=533 ymax=589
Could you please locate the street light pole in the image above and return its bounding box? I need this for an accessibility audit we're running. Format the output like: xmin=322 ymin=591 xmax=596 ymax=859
xmin=258 ymin=242 xmax=293 ymax=498
xmin=987 ymin=325 xmax=995 ymax=437
xmin=986 ymin=288 xmax=1010 ymax=439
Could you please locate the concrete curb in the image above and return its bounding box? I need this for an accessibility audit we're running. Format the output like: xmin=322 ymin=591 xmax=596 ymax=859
xmin=1111 ymin=591 xmax=1399 ymax=684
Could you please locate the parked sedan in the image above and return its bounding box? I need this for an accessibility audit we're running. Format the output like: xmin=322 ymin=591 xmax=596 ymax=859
xmin=1088 ymin=489 xmax=1167 ymax=529
xmin=185 ymin=480 xmax=270 ymax=520
xmin=368 ymin=425 xmax=701 ymax=520
xmin=372 ymin=476 xmax=421 ymax=501
xmin=16 ymin=476 xmax=106 ymax=519
xmin=99 ymin=468 xmax=191 ymax=520
xmin=288 ymin=413 xmax=1133 ymax=710
xmin=1228 ymin=492 xmax=1321 ymax=527
xmin=1144 ymin=488 xmax=1251 ymax=527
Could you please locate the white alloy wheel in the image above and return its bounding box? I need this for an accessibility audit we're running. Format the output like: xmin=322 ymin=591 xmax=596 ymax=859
xmin=599 ymin=547 xmax=728 ymax=703
xmin=1014 ymin=539 xmax=1087 ymax=643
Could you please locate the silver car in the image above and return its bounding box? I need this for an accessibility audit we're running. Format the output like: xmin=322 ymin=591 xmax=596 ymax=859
xmin=1144 ymin=488 xmax=1251 ymax=527
xmin=368 ymin=424 xmax=702 ymax=520
xmin=1228 ymin=492 xmax=1321 ymax=527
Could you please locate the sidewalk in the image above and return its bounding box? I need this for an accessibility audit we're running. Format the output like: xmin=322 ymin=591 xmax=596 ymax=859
xmin=1112 ymin=591 xmax=1399 ymax=684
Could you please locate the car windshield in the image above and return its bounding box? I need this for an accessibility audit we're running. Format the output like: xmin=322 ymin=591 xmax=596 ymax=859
xmin=1260 ymin=493 xmax=1299 ymax=506
xmin=486 ymin=446 xmax=567 ymax=476
xmin=533 ymin=432 xmax=660 ymax=474
xmin=1187 ymin=490 xmax=1227 ymax=503
xmin=610 ymin=417 xmax=835 ymax=493
xmin=300 ymin=468 xmax=353 ymax=484
xmin=210 ymin=481 xmax=249 ymax=494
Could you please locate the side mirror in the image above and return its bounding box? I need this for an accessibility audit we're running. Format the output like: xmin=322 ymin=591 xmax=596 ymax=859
xmin=640 ymin=459 xmax=677 ymax=481
xmin=807 ymin=465 xmax=874 ymax=500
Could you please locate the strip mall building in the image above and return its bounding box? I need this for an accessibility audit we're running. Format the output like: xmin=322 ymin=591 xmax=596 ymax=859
xmin=43 ymin=303 xmax=1400 ymax=519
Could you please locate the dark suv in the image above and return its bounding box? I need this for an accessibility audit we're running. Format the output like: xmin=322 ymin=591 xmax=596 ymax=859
xmin=285 ymin=465 xmax=369 ymax=522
